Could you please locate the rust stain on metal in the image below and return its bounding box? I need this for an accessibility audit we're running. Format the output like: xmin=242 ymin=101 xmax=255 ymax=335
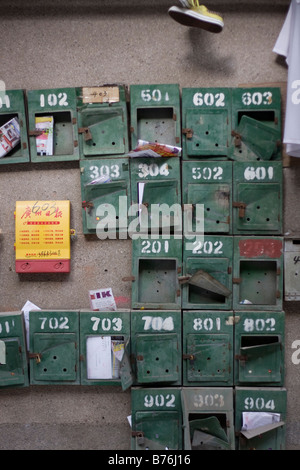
xmin=239 ymin=239 xmax=283 ymax=258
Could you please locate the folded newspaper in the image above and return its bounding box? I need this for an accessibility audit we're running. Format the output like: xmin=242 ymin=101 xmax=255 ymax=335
xmin=129 ymin=139 xmax=181 ymax=158
xmin=35 ymin=116 xmax=54 ymax=156
xmin=0 ymin=117 xmax=20 ymax=158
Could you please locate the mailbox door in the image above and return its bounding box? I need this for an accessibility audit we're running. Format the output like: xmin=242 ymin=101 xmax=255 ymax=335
xmin=233 ymin=237 xmax=283 ymax=311
xmin=284 ymin=239 xmax=300 ymax=301
xmin=234 ymin=311 xmax=285 ymax=386
xmin=135 ymin=333 xmax=179 ymax=384
xmin=130 ymin=84 xmax=181 ymax=151
xmin=235 ymin=387 xmax=287 ymax=450
xmin=182 ymin=236 xmax=233 ymax=310
xmin=29 ymin=310 xmax=79 ymax=385
xmin=0 ymin=312 xmax=28 ymax=388
xmin=131 ymin=237 xmax=182 ymax=310
xmin=130 ymin=156 xmax=181 ymax=234
xmin=183 ymin=311 xmax=234 ymax=386
xmin=80 ymin=158 xmax=130 ymax=235
xmin=131 ymin=310 xmax=181 ymax=386
xmin=131 ymin=387 xmax=182 ymax=450
xmin=233 ymin=162 xmax=282 ymax=235
xmin=182 ymin=161 xmax=233 ymax=235
xmin=181 ymin=87 xmax=231 ymax=160
xmin=79 ymin=310 xmax=132 ymax=388
xmin=27 ymin=88 xmax=79 ymax=162
xmin=76 ymin=86 xmax=129 ymax=158
xmin=181 ymin=387 xmax=235 ymax=450
xmin=230 ymin=87 xmax=281 ymax=161
xmin=0 ymin=89 xmax=30 ymax=164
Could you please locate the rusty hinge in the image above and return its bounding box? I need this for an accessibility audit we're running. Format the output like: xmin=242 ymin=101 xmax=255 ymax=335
xmin=233 ymin=202 xmax=246 ymax=218
xmin=182 ymin=128 xmax=193 ymax=139
xmin=122 ymin=275 xmax=136 ymax=282
xmin=136 ymin=355 xmax=144 ymax=361
xmin=29 ymin=129 xmax=43 ymax=137
xmin=28 ymin=352 xmax=42 ymax=364
xmin=78 ymin=127 xmax=92 ymax=141
xmin=228 ymin=266 xmax=232 ymax=274
xmin=132 ymin=431 xmax=145 ymax=445
xmin=231 ymin=130 xmax=242 ymax=147
xmin=173 ymin=113 xmax=177 ymax=121
xmin=72 ymin=117 xmax=77 ymax=125
xmin=235 ymin=354 xmax=248 ymax=362
xmin=82 ymin=201 xmax=94 ymax=214
xmin=22 ymin=142 xmax=27 ymax=150
xmin=233 ymin=278 xmax=241 ymax=284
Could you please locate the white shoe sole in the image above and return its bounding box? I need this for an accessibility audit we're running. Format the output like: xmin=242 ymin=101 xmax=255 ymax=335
xmin=168 ymin=6 xmax=224 ymax=33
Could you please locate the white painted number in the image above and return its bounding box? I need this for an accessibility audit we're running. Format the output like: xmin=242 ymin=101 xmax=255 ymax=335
xmin=89 ymin=164 xmax=120 ymax=179
xmin=0 ymin=95 xmax=11 ymax=109
xmin=90 ymin=317 xmax=122 ymax=332
xmin=243 ymin=317 xmax=276 ymax=332
xmin=193 ymin=317 xmax=221 ymax=331
xmin=244 ymin=397 xmax=276 ymax=410
xmin=192 ymin=240 xmax=223 ymax=254
xmin=144 ymin=394 xmax=176 ymax=408
xmin=244 ymin=166 xmax=274 ymax=181
xmin=192 ymin=166 xmax=223 ymax=180
xmin=142 ymin=316 xmax=174 ymax=331
xmin=241 ymin=91 xmax=272 ymax=106
xmin=193 ymin=92 xmax=225 ymax=107
xmin=138 ymin=162 xmax=169 ymax=178
xmin=141 ymin=240 xmax=169 ymax=254
xmin=39 ymin=317 xmax=69 ymax=329
xmin=40 ymin=92 xmax=68 ymax=107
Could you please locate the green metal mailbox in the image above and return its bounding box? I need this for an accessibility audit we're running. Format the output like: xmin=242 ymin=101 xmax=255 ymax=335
xmin=130 ymin=156 xmax=181 ymax=235
xmin=233 ymin=161 xmax=283 ymax=235
xmin=0 ymin=312 xmax=29 ymax=388
xmin=234 ymin=311 xmax=285 ymax=386
xmin=0 ymin=89 xmax=30 ymax=164
xmin=182 ymin=160 xmax=232 ymax=234
xmin=230 ymin=87 xmax=281 ymax=161
xmin=181 ymin=87 xmax=231 ymax=160
xmin=182 ymin=311 xmax=234 ymax=386
xmin=131 ymin=387 xmax=183 ymax=450
xmin=181 ymin=387 xmax=235 ymax=450
xmin=181 ymin=235 xmax=233 ymax=310
xmin=27 ymin=87 xmax=79 ymax=162
xmin=235 ymin=387 xmax=287 ymax=450
xmin=129 ymin=84 xmax=181 ymax=151
xmin=233 ymin=236 xmax=283 ymax=311
xmin=76 ymin=85 xmax=129 ymax=159
xmin=79 ymin=309 xmax=132 ymax=389
xmin=129 ymin=236 xmax=182 ymax=310
xmin=80 ymin=157 xmax=130 ymax=236
xmin=131 ymin=310 xmax=181 ymax=386
xmin=29 ymin=310 xmax=80 ymax=385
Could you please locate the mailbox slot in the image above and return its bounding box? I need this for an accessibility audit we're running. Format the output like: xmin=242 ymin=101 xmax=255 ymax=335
xmin=27 ymin=87 xmax=79 ymax=163
xmin=29 ymin=310 xmax=80 ymax=385
xmin=234 ymin=311 xmax=285 ymax=386
xmin=76 ymin=85 xmax=129 ymax=159
xmin=181 ymin=87 xmax=231 ymax=160
xmin=235 ymin=387 xmax=286 ymax=450
xmin=131 ymin=387 xmax=183 ymax=450
xmin=181 ymin=387 xmax=235 ymax=450
xmin=0 ymin=89 xmax=30 ymax=164
xmin=230 ymin=87 xmax=281 ymax=161
xmin=0 ymin=312 xmax=29 ymax=388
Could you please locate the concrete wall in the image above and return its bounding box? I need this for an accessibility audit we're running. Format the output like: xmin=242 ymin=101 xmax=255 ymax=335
xmin=1 ymin=0 xmax=299 ymax=450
